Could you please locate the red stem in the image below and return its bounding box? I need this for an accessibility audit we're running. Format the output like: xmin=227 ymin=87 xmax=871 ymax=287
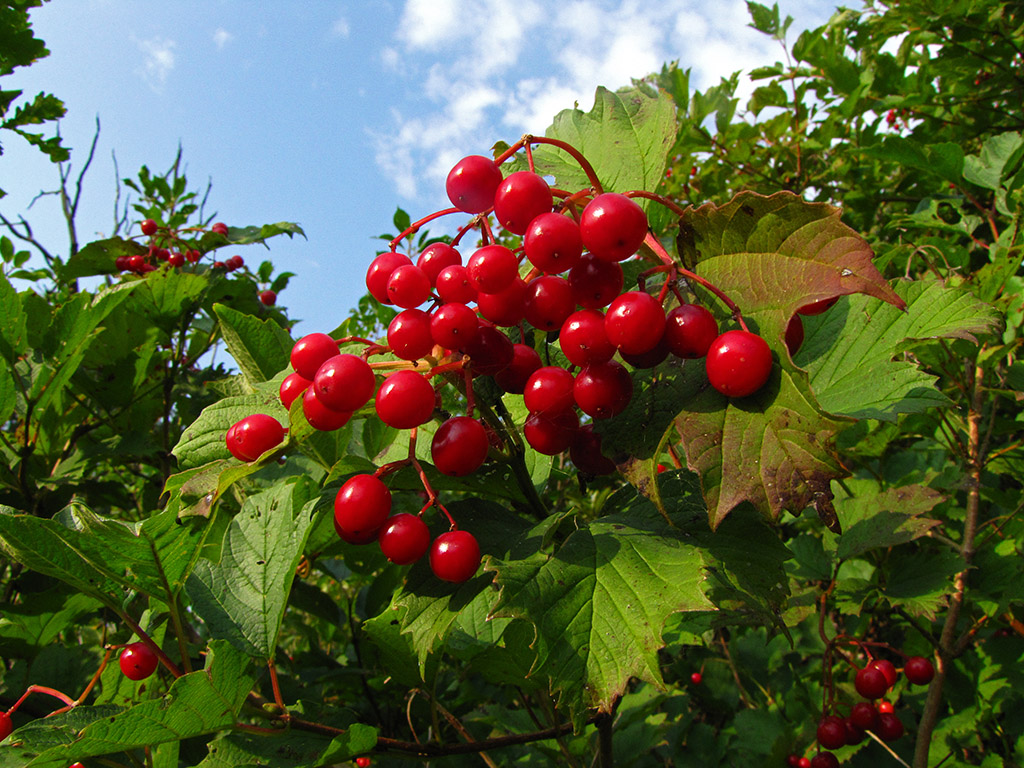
xmin=494 ymin=135 xmax=604 ymax=193
xmin=624 ymin=189 xmax=688 ymax=218
xmin=389 ymin=207 xmax=462 ymax=251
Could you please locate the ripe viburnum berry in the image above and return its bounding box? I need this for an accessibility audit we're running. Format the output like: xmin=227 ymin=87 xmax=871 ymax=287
xmin=335 ymin=474 xmax=391 ymax=541
xmin=226 ymin=414 xmax=285 ymax=462
xmin=431 ymin=416 xmax=489 ymax=476
xmin=704 ymin=330 xmax=772 ymax=398
xmin=904 ymin=656 xmax=935 ymax=685
xmin=446 ymin=155 xmax=503 ymax=213
xmin=140 ymin=218 xmax=158 ymax=236
xmin=119 ymin=641 xmax=159 ymax=681
xmin=0 ymin=711 xmax=12 ymax=741
xmin=378 ymin=513 xmax=431 ymax=565
xmin=430 ymin=530 xmax=481 ymax=583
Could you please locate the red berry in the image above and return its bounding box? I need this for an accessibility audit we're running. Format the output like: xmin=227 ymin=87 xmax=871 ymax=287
xmin=446 ymin=155 xmax=502 ymax=213
xmin=876 ymin=712 xmax=904 ymax=741
xmin=569 ymin=425 xmax=616 ymax=476
xmin=524 ymin=212 xmax=583 ymax=274
xmin=877 ymin=700 xmax=894 ymax=714
xmin=460 ymin=325 xmax=514 ymax=377
xmin=378 ymin=513 xmax=430 ymax=565
xmin=816 ymin=715 xmax=847 ymax=750
xmin=211 ymin=222 xmax=229 ymax=236
xmin=435 ymin=264 xmax=477 ymax=304
xmin=605 ymin=291 xmax=666 ymax=355
xmin=870 ymin=658 xmax=899 ymax=688
xmin=524 ymin=275 xmax=574 ymax=332
xmin=467 ymin=244 xmax=518 ymax=295
xmin=574 ymin=361 xmax=633 ymax=419
xmin=279 ymin=372 xmax=312 ymax=410
xmin=844 ymin=717 xmax=867 ymax=744
xmin=386 ymin=264 xmax=432 ymax=308
xmin=366 ymin=251 xmax=412 ymax=304
xmin=524 ymin=366 xmax=577 ymax=415
xmin=476 ymin=277 xmax=528 ymax=327
xmin=854 ymin=665 xmax=889 ymax=699
xmin=786 ymin=756 xmax=801 ymax=768
xmin=430 ymin=530 xmax=481 ymax=582
xmin=493 ymin=343 xmax=541 ymax=394
xmin=335 ymin=474 xmax=391 ymax=540
xmin=580 ymin=193 xmax=648 ymax=261
xmin=704 ymin=330 xmax=772 ymax=397
xmin=798 ymin=758 xmax=811 ymax=768
xmin=115 ymin=255 xmax=129 ymax=271
xmin=128 ymin=254 xmax=146 ymax=273
xmin=431 ymin=416 xmax=489 ymax=476
xmin=226 ymin=414 xmax=285 ymax=462
xmin=290 ymin=333 xmax=340 ymax=380
xmin=226 ymin=255 xmax=244 ymax=271
xmin=619 ymin=338 xmax=670 ymax=369
xmin=559 ymin=309 xmax=615 ymax=367
xmin=119 ymin=641 xmax=159 ymax=681
xmin=430 ymin=302 xmax=479 ymax=349
xmin=690 ymin=672 xmax=702 ymax=685
xmin=568 ymin=254 xmax=623 ymax=309
xmin=849 ymin=701 xmax=878 ymax=731
xmin=355 ymin=757 xmax=372 ymax=768
xmin=374 ymin=370 xmax=435 ymax=428
xmin=0 ymin=711 xmax=12 ymax=741
xmin=523 ymin=409 xmax=579 ymax=455
xmin=167 ymin=251 xmax=185 ymax=268
xmin=904 ymin=656 xmax=935 ymax=685
xmin=313 ymin=354 xmax=376 ymax=412
xmin=186 ymin=249 xmax=201 ymax=263
xmin=664 ymin=304 xmax=718 ymax=359
xmin=388 ymin=308 xmax=435 ymax=360
xmin=493 ymin=171 xmax=552 ymax=235
xmin=334 ymin=515 xmax=379 ymax=545
xmin=259 ymin=289 xmax=277 ymax=306
xmin=810 ymin=754 xmax=839 ymax=768
xmin=302 ymin=388 xmax=352 ymax=432
xmin=140 ymin=218 xmax=158 ymax=236
xmin=417 ymin=242 xmax=461 ymax=285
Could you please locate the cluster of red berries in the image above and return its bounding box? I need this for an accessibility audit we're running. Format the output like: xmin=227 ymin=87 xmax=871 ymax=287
xmin=224 ymin=138 xmax=780 ymax=584
xmin=788 ymin=655 xmax=935 ymax=766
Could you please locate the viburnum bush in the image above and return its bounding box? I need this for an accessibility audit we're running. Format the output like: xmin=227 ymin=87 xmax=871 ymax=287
xmin=1 ymin=1 xmax=1023 ymax=767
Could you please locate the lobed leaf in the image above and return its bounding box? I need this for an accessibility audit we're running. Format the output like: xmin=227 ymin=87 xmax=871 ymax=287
xmin=213 ymin=302 xmax=293 ymax=385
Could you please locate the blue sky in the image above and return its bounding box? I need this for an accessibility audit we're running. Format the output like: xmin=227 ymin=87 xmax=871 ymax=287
xmin=2 ymin=0 xmax=834 ymax=334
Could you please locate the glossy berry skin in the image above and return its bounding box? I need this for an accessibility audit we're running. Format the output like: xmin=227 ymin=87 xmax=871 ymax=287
xmin=313 ymin=354 xmax=376 ymax=412
xmin=388 ymin=308 xmax=434 ymax=360
xmin=876 ymin=712 xmax=904 ymax=741
xmin=476 ymin=277 xmax=527 ymax=327
xmin=580 ymin=193 xmax=648 ymax=261
xmin=378 ymin=513 xmax=431 ymax=565
xmin=524 ymin=275 xmax=574 ymax=331
xmin=494 ymin=343 xmax=542 ymax=394
xmin=431 ymin=416 xmax=489 ymax=476
xmin=279 ymin=373 xmax=311 ymax=409
xmin=605 ymin=291 xmax=666 ymax=355
xmin=226 ymin=414 xmax=285 ymax=462
xmin=523 ymin=409 xmax=579 ymax=455
xmin=119 ymin=641 xmax=159 ymax=681
xmin=446 ymin=155 xmax=503 ymax=213
xmin=493 ymin=171 xmax=553 ymax=235
xmin=167 ymin=251 xmax=185 ymax=268
xmin=430 ymin=530 xmax=481 ymax=583
xmin=435 ymin=264 xmax=477 ymax=304
xmin=211 ymin=222 xmax=229 ymax=236
xmin=417 ymin=242 xmax=461 ymax=285
xmin=302 ymin=388 xmax=352 ymax=431
xmin=374 ymin=370 xmax=436 ymax=428
xmin=335 ymin=474 xmax=391 ymax=539
xmin=355 ymin=757 xmax=372 ymax=767
xmin=855 ymin=665 xmax=889 ymax=699
xmin=290 ymin=333 xmax=340 ymax=380
xmin=366 ymin=251 xmax=412 ymax=304
xmin=574 ymin=361 xmax=633 ymax=419
xmin=690 ymin=672 xmax=702 ymax=685
xmin=386 ymin=264 xmax=432 ymax=309
xmin=568 ymin=254 xmax=623 ymax=309
xmin=798 ymin=759 xmax=811 ymax=768
xmin=844 ymin=717 xmax=867 ymax=745
xmin=226 ymin=254 xmax=244 ymax=271
xmin=460 ymin=325 xmax=514 ymax=377
xmin=524 ymin=366 xmax=576 ymax=415
xmin=430 ymin=302 xmax=479 ymax=350
xmin=904 ymin=656 xmax=935 ymax=685
xmin=0 ymin=711 xmax=12 ymax=741
xmin=140 ymin=218 xmax=158 ymax=236
xmin=664 ymin=304 xmax=718 ymax=358
xmin=560 ymin=309 xmax=615 ymax=367
xmin=705 ymin=330 xmax=773 ymax=398
xmin=877 ymin=700 xmax=894 ymax=714
xmin=816 ymin=715 xmax=847 ymax=750
xmin=524 ymin=212 xmax=583 ymax=274
xmin=849 ymin=701 xmax=879 ymax=731
xmin=870 ymin=658 xmax=899 ymax=688
xmin=810 ymin=754 xmax=839 ymax=768
xmin=467 ymin=244 xmax=518 ymax=295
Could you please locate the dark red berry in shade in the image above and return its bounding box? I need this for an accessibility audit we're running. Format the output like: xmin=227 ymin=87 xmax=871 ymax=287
xmin=786 ymin=756 xmax=801 ymax=768
xmin=568 ymin=254 xmax=623 ymax=309
xmin=226 ymin=255 xmax=244 ymax=271
xmin=140 ymin=218 xmax=158 ymax=236
xmin=334 ymin=514 xmax=379 ymax=545
xmin=877 ymin=700 xmax=894 ymax=714
xmin=855 ymin=665 xmax=889 ymax=699
xmin=619 ymin=338 xmax=670 ymax=369
xmin=335 ymin=474 xmax=391 ymax=540
xmin=386 ymin=264 xmax=432 ymax=308
xmin=417 ymin=242 xmax=461 ymax=285
xmin=460 ymin=325 xmax=514 ymax=377
xmin=876 ymin=712 xmax=904 ymax=742
xmin=302 ymin=388 xmax=352 ymax=431
xmin=226 ymin=414 xmax=285 ymax=461
xmin=663 ymin=304 xmax=718 ymax=359
xmin=844 ymin=717 xmax=867 ymax=744
xmin=904 ymin=656 xmax=935 ymax=685
xmin=435 ymin=264 xmax=477 ymax=304
xmin=186 ymin=249 xmax=201 ymax=263
xmin=816 ymin=716 xmax=847 ymax=750
xmin=168 ymin=251 xmax=185 ymax=268
xmin=849 ymin=701 xmax=879 ymax=731
xmin=430 ymin=530 xmax=481 ymax=583
xmin=291 ymin=333 xmax=340 ymax=380
xmin=468 ymin=244 xmax=518 ymax=294
xmin=570 ymin=424 xmax=616 ymax=476
xmin=605 ymin=290 xmax=666 ymax=355
xmin=523 ymin=409 xmax=579 ymax=455
xmin=493 ymin=171 xmax=553 ymax=235
xmin=211 ymin=221 xmax=229 ymax=236
xmin=431 ymin=416 xmax=489 ymax=476
xmin=388 ymin=308 xmax=435 ymax=360
xmin=524 ymin=275 xmax=574 ymax=331
xmin=119 ymin=641 xmax=159 ymax=681
xmin=690 ymin=672 xmax=703 ymax=685
xmin=313 ymin=354 xmax=376 ymax=412
xmin=0 ymin=712 xmax=13 ymax=741
xmin=446 ymin=155 xmax=503 ymax=213
xmin=115 ymin=255 xmax=129 ymax=271
xmin=280 ymin=372 xmax=312 ymax=409
xmin=366 ymin=251 xmax=412 ymax=304
xmin=798 ymin=296 xmax=838 ymax=316
xmin=374 ymin=370 xmax=435 ymax=428
xmin=870 ymin=658 xmax=899 ymax=688
xmin=524 ymin=212 xmax=583 ymax=274
xmin=705 ymin=330 xmax=773 ymax=397
xmin=524 ymin=366 xmax=577 ymax=415
xmin=155 ymin=247 xmax=170 ymax=262
xmin=580 ymin=192 xmax=648 ymax=261
xmin=810 ymin=753 xmax=839 ymax=768
xmin=431 ymin=302 xmax=479 ymax=349
xmin=560 ymin=309 xmax=615 ymax=367
xmin=574 ymin=361 xmax=633 ymax=419
xmin=378 ymin=513 xmax=430 ymax=565
xmin=213 ymin=261 xmax=226 ymax=269
xmin=476 ymin=277 xmax=528 ymax=327
xmin=785 ymin=315 xmax=804 ymax=355
xmin=493 ymin=342 xmax=542 ymax=394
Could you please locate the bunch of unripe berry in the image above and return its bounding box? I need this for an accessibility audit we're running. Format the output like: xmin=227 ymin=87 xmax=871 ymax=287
xmin=225 ymin=137 xmax=780 ymax=584
xmin=786 ymin=654 xmax=935 ymax=766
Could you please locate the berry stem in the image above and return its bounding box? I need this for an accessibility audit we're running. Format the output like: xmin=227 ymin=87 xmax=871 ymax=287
xmin=7 ymin=684 xmax=76 ymax=715
xmin=116 ymin=611 xmax=183 ymax=678
xmin=494 ymin=135 xmax=604 ymax=194
xmin=624 ymin=189 xmax=689 ymax=218
xmin=388 ymin=208 xmax=462 ymax=251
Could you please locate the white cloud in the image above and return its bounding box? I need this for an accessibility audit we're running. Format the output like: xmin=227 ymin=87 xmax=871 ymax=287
xmin=331 ymin=15 xmax=350 ymax=38
xmin=136 ymin=37 xmax=176 ymax=91
xmin=212 ymin=28 xmax=233 ymax=49
xmin=373 ymin=0 xmax=832 ymax=204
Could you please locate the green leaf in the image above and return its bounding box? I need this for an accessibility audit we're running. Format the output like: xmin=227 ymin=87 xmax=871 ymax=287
xmin=834 ymin=479 xmax=944 ymax=560
xmin=61 ymin=237 xmax=146 ymax=280
xmin=315 ymin=724 xmax=379 ymax=766
xmin=798 ymin=278 xmax=1002 ymax=420
xmin=0 ymin=272 xmax=27 ymax=359
xmin=172 ymin=391 xmax=287 ymax=470
xmin=860 ymin=137 xmax=965 ymax=184
xmin=213 ymin=302 xmax=293 ymax=384
xmin=533 ymin=85 xmax=676 ymax=199
xmin=884 ymin=549 xmax=963 ymax=619
xmin=15 ymin=641 xmax=256 ymax=768
xmin=186 ymin=479 xmax=318 ymax=659
xmin=202 ymin=221 xmax=305 ymax=249
xmin=489 ymin=506 xmax=714 ymax=724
